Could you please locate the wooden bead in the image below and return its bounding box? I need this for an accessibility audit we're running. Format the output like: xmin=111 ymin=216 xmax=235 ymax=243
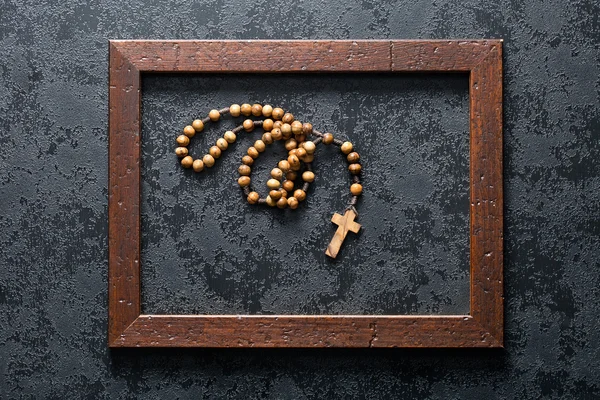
xmin=302 ymin=122 xmax=313 ymax=135
xmin=203 ymin=154 xmax=215 ymax=167
xmin=303 ymin=154 xmax=314 ymax=163
xmin=279 ymin=188 xmax=288 ymax=198
xmin=291 ymin=120 xmax=303 ymax=135
xmin=322 ymin=133 xmax=334 ymax=144
xmin=278 ymin=160 xmax=290 ymax=172
xmin=238 ymin=164 xmax=251 ymax=176
xmin=286 ymin=171 xmax=297 ymax=181
xmin=183 ymin=125 xmax=196 ymax=137
xmin=273 ymin=120 xmax=283 ymax=130
xmin=288 ymin=149 xmax=298 ymax=157
xmin=281 ymin=123 xmax=292 ymax=137
xmin=288 ymin=154 xmax=300 ymax=170
xmin=296 ymin=147 xmax=307 ymax=159
xmin=302 ymin=171 xmax=315 ymax=182
xmin=285 ymin=138 xmax=298 ymax=151
xmin=349 ymin=163 xmax=362 ymax=175
xmin=271 ymin=168 xmax=283 ymax=180
xmin=295 ymin=134 xmax=306 ymax=143
xmin=262 ymin=118 xmax=274 ymax=132
xmin=303 ymin=141 xmax=316 ymax=154
xmin=243 ymin=119 xmax=255 ymax=132
xmin=216 ymin=138 xmax=229 ymax=151
xmin=224 ymin=131 xmax=237 ymax=143
xmin=262 ymin=104 xmax=273 ymax=117
xmin=247 ymin=147 xmax=259 ymax=159
xmin=282 ymin=113 xmax=294 ymax=124
xmin=287 ymin=197 xmax=299 ymax=209
xmin=209 ymin=109 xmax=221 ymax=121
xmin=271 ymin=107 xmax=284 ymax=120
xmin=282 ymin=180 xmax=295 ymax=192
xmin=271 ymin=128 xmax=282 ymax=141
xmin=238 ymin=176 xmax=251 ymax=187
xmin=247 ymin=191 xmax=259 ymax=204
xmin=276 ymin=197 xmax=288 ymax=209
xmin=181 ymin=156 xmax=193 ymax=168
xmin=293 ymin=189 xmax=306 ymax=201
xmin=192 ymin=159 xmax=204 ymax=172
xmin=192 ymin=119 xmax=204 ymax=132
xmin=176 ymin=135 xmax=190 ymax=146
xmin=254 ymin=140 xmax=266 ymax=152
xmin=269 ymin=190 xmax=282 ymax=201
xmin=229 ymin=104 xmax=241 ymax=117
xmin=341 ymin=141 xmax=353 ymax=154
xmin=347 ymin=152 xmax=360 ymax=163
xmin=350 ymin=183 xmax=363 ymax=196
xmin=266 ymin=195 xmax=277 ymax=207
xmin=242 ymin=155 xmax=254 ymax=166
xmin=251 ymin=103 xmax=263 ymax=117
xmin=262 ymin=132 xmax=274 ymax=145
xmin=241 ymin=103 xmax=252 ymax=116
xmin=209 ymin=146 xmax=221 ymax=159
xmin=267 ymin=178 xmax=281 ymax=190
xmin=175 ymin=147 xmax=189 ymax=157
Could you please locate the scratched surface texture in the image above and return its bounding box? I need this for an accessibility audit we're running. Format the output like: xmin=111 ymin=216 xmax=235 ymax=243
xmin=1 ymin=0 xmax=599 ymax=399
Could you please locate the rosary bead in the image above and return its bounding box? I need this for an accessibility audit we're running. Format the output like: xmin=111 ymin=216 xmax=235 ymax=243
xmin=238 ymin=164 xmax=251 ymax=176
xmin=254 ymin=140 xmax=266 ymax=152
xmin=279 ymin=188 xmax=288 ymax=198
xmin=273 ymin=120 xmax=283 ymax=130
xmin=183 ymin=125 xmax=196 ymax=137
xmin=192 ymin=119 xmax=204 ymax=132
xmin=303 ymin=141 xmax=316 ymax=154
xmin=192 ymin=159 xmax=204 ymax=172
xmin=176 ymin=135 xmax=190 ymax=146
xmin=288 ymin=154 xmax=301 ymax=170
xmin=296 ymin=147 xmax=307 ymax=159
xmin=175 ymin=147 xmax=189 ymax=157
xmin=216 ymin=138 xmax=229 ymax=151
xmin=322 ymin=133 xmax=334 ymax=144
xmin=243 ymin=119 xmax=255 ymax=132
xmin=247 ymin=146 xmax=259 ymax=159
xmin=302 ymin=171 xmax=315 ymax=182
xmin=341 ymin=141 xmax=353 ymax=154
xmin=229 ymin=104 xmax=241 ymax=117
xmin=286 ymin=171 xmax=297 ymax=181
xmin=241 ymin=103 xmax=252 ymax=116
xmin=350 ymin=183 xmax=363 ymax=196
xmin=209 ymin=109 xmax=221 ymax=121
xmin=262 ymin=118 xmax=274 ymax=132
xmin=278 ymin=160 xmax=290 ymax=172
xmin=282 ymin=113 xmax=294 ymax=124
xmin=247 ymin=191 xmax=260 ymax=204
xmin=349 ymin=163 xmax=362 ymax=174
xmin=293 ymin=189 xmax=306 ymax=201
xmin=295 ymin=134 xmax=306 ymax=143
xmin=271 ymin=128 xmax=283 ymax=141
xmin=262 ymin=132 xmax=274 ymax=145
xmin=262 ymin=104 xmax=273 ymax=117
xmin=303 ymin=154 xmax=315 ymax=163
xmin=251 ymin=103 xmax=263 ymax=117
xmin=181 ymin=156 xmax=193 ymax=168
xmin=266 ymin=195 xmax=277 ymax=207
xmin=241 ymin=155 xmax=254 ymax=166
xmin=276 ymin=197 xmax=288 ymax=209
xmin=203 ymin=154 xmax=215 ymax=167
xmin=281 ymin=123 xmax=292 ymax=137
xmin=347 ymin=152 xmax=360 ymax=163
xmin=291 ymin=120 xmax=303 ymax=135
xmin=285 ymin=138 xmax=298 ymax=151
xmin=209 ymin=146 xmax=222 ymax=159
xmin=271 ymin=107 xmax=284 ymax=120
xmin=288 ymin=148 xmax=298 ymax=157
xmin=282 ymin=180 xmax=295 ymax=192
xmin=238 ymin=176 xmax=251 ymax=187
xmin=302 ymin=122 xmax=313 ymax=135
xmin=269 ymin=189 xmax=282 ymax=201
xmin=267 ymin=178 xmax=281 ymax=190
xmin=270 ymin=168 xmax=283 ymax=180
xmin=224 ymin=130 xmax=237 ymax=143
xmin=287 ymin=197 xmax=299 ymax=209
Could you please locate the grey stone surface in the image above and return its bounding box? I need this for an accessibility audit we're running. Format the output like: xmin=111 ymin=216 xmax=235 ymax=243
xmin=0 ymin=0 xmax=599 ymax=398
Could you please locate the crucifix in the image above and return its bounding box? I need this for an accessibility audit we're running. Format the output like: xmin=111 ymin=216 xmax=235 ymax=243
xmin=325 ymin=209 xmax=361 ymax=258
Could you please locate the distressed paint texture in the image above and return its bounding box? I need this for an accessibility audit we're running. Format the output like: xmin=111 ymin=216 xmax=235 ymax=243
xmin=0 ymin=0 xmax=598 ymax=399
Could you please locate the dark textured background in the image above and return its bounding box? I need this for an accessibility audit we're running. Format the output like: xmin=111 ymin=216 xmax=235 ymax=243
xmin=1 ymin=0 xmax=599 ymax=398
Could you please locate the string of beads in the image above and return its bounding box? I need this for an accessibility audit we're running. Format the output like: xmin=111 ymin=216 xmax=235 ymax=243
xmin=174 ymin=103 xmax=362 ymax=211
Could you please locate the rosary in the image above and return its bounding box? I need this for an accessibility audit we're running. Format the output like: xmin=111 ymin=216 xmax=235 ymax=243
xmin=174 ymin=103 xmax=362 ymax=258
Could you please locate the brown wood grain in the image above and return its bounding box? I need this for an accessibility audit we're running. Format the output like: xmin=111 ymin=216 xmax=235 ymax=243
xmin=108 ymin=39 xmax=503 ymax=348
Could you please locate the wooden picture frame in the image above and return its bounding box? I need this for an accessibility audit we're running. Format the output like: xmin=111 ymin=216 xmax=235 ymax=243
xmin=109 ymin=39 xmax=503 ymax=348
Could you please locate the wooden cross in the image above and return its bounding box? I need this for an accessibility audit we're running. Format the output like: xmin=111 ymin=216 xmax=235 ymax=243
xmin=325 ymin=209 xmax=361 ymax=258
